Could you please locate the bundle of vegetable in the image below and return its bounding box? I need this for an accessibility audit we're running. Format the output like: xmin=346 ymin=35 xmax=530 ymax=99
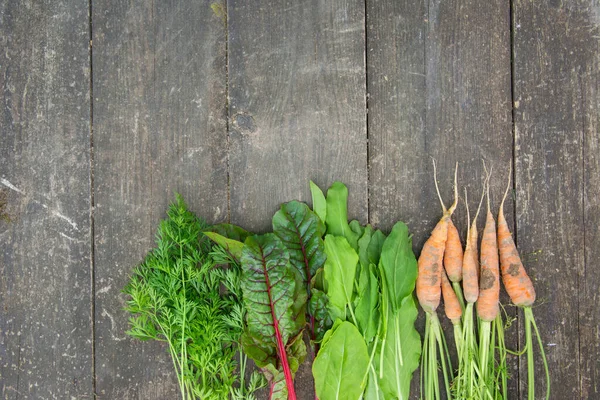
xmin=205 ymin=200 xmax=329 ymax=399
xmin=123 ymin=195 xmax=264 ymax=400
xmin=419 ymin=161 xmax=549 ymax=400
xmin=310 ymin=182 xmax=421 ymax=400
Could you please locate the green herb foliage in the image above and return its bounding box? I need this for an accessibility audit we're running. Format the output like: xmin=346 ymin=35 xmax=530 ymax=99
xmin=312 ymin=182 xmax=421 ymax=400
xmin=123 ymin=195 xmax=263 ymax=400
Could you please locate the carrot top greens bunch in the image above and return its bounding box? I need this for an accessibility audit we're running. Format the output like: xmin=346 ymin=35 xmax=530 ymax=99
xmin=123 ymin=195 xmax=264 ymax=400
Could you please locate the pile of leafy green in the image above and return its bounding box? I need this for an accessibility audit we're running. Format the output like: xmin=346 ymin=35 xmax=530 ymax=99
xmin=310 ymin=182 xmax=421 ymax=400
xmin=123 ymin=183 xmax=421 ymax=400
xmin=123 ymin=195 xmax=264 ymax=400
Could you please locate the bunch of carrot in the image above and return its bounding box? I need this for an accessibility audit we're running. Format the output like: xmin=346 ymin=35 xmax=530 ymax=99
xmin=416 ymin=161 xmax=550 ymax=400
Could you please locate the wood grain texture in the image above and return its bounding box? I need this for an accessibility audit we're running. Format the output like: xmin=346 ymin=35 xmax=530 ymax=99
xmin=367 ymin=0 xmax=514 ymax=396
xmin=581 ymin=3 xmax=600 ymax=396
xmin=92 ymin=0 xmax=227 ymax=398
xmin=227 ymin=0 xmax=368 ymax=234
xmin=512 ymin=0 xmax=598 ymax=398
xmin=0 ymin=0 xmax=92 ymax=398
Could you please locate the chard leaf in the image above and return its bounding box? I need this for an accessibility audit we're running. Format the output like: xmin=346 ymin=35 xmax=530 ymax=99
xmin=310 ymin=180 xmax=327 ymax=223
xmin=325 ymin=182 xmax=360 ymax=249
xmin=313 ymin=321 xmax=370 ymax=400
xmin=378 ymin=296 xmax=421 ymax=400
xmin=203 ymin=231 xmax=244 ymax=261
xmin=323 ymin=235 xmax=359 ymax=323
xmin=272 ymin=200 xmax=326 ymax=289
xmin=240 ymin=234 xmax=307 ymax=398
xmin=379 ymin=222 xmax=417 ymax=312
xmin=309 ymin=288 xmax=333 ymax=342
xmin=261 ymin=334 xmax=307 ymax=400
xmin=355 ymin=263 xmax=380 ymax=343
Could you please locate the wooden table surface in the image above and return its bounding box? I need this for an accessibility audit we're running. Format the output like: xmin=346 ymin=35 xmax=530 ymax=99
xmin=1 ymin=0 xmax=598 ymax=399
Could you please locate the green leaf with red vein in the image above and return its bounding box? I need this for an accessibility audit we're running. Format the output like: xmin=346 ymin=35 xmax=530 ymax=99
xmin=240 ymin=234 xmax=307 ymax=400
xmin=272 ymin=201 xmax=326 ymax=344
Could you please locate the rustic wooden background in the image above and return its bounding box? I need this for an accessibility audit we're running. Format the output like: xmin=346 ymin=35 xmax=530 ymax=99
xmin=1 ymin=0 xmax=598 ymax=399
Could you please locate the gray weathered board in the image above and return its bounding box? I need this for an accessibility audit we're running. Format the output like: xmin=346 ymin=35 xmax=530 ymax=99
xmin=0 ymin=0 xmax=598 ymax=399
xmin=0 ymin=1 xmax=93 ymax=399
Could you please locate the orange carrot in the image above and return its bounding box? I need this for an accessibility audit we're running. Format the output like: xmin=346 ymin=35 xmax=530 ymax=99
xmin=416 ymin=221 xmax=447 ymax=313
xmin=462 ymin=186 xmax=484 ymax=304
xmin=498 ymin=166 xmax=535 ymax=307
xmin=444 ymin=165 xmax=463 ymax=284
xmin=497 ymin=165 xmax=549 ymax=400
xmin=477 ymin=166 xmax=500 ymax=322
xmin=441 ymin=271 xmax=462 ymax=324
xmin=417 ymin=161 xmax=458 ymax=313
xmin=444 ymin=220 xmax=463 ymax=283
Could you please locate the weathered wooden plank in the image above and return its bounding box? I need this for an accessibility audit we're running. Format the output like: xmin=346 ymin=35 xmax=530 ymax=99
xmin=92 ymin=0 xmax=228 ymax=398
xmin=367 ymin=0 xmax=514 ymax=396
xmin=227 ymin=0 xmax=368 ymax=233
xmin=581 ymin=4 xmax=600 ymax=396
xmin=0 ymin=1 xmax=92 ymax=398
xmin=512 ymin=1 xmax=596 ymax=398
xmin=227 ymin=1 xmax=367 ymax=397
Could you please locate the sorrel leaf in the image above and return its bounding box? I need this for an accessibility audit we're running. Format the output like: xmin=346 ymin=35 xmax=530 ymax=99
xmin=325 ymin=182 xmax=359 ymax=249
xmin=313 ymin=321 xmax=370 ymax=400
xmin=355 ymin=263 xmax=380 ymax=343
xmin=310 ymin=180 xmax=327 ymax=223
xmin=367 ymin=229 xmax=386 ymax=266
xmin=378 ymin=296 xmax=421 ymax=400
xmin=240 ymin=234 xmax=307 ymax=399
xmin=357 ymin=225 xmax=374 ymax=272
xmin=379 ymin=222 xmax=417 ymax=312
xmin=323 ymin=234 xmax=359 ymax=323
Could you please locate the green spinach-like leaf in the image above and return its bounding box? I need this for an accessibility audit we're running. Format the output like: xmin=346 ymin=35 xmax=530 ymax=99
xmin=310 ymin=180 xmax=327 ymax=223
xmin=368 ymin=229 xmax=387 ymax=267
xmin=358 ymin=225 xmax=374 ymax=271
xmin=323 ymin=235 xmax=359 ymax=323
xmin=379 ymin=222 xmax=418 ymax=312
xmin=313 ymin=321 xmax=370 ymax=400
xmin=378 ymin=296 xmax=421 ymax=400
xmin=325 ymin=182 xmax=359 ymax=249
xmin=355 ymin=263 xmax=380 ymax=343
